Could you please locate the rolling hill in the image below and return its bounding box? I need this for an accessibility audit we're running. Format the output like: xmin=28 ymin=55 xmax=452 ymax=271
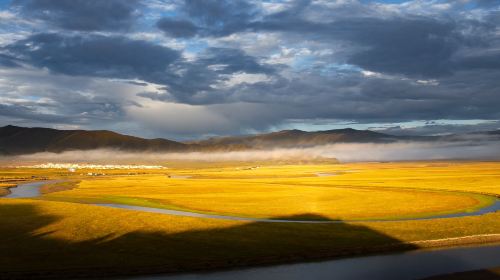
xmin=192 ymin=128 xmax=400 ymax=150
xmin=0 ymin=125 xmax=187 ymax=155
xmin=1 ymin=125 xmax=499 ymax=155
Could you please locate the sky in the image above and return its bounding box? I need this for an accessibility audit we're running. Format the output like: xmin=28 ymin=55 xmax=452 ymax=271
xmin=0 ymin=0 xmax=499 ymax=140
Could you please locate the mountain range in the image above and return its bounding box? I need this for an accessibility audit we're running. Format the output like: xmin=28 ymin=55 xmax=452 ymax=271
xmin=0 ymin=125 xmax=186 ymax=155
xmin=1 ymin=125 xmax=499 ymax=155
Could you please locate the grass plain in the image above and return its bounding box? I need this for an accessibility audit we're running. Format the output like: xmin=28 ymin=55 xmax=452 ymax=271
xmin=43 ymin=162 xmax=500 ymax=220
xmin=0 ymin=161 xmax=499 ymax=278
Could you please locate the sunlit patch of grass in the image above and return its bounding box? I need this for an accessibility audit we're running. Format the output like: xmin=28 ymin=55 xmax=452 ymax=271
xmin=40 ymin=180 xmax=81 ymax=194
xmin=41 ymin=162 xmax=500 ymax=220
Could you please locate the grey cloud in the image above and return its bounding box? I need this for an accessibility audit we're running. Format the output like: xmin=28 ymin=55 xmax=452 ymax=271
xmin=156 ymin=18 xmax=199 ymax=38
xmin=162 ymin=0 xmax=498 ymax=79
xmin=0 ymin=91 xmax=126 ymax=126
xmin=458 ymin=51 xmax=500 ymax=70
xmin=0 ymin=67 xmax=140 ymax=132
xmin=183 ymin=0 xmax=257 ymax=36
xmin=0 ymin=103 xmax=68 ymax=123
xmin=337 ymin=18 xmax=460 ymax=77
xmin=3 ymin=33 xmax=277 ymax=105
xmin=139 ymin=47 xmax=278 ymax=104
xmin=210 ymin=66 xmax=500 ymax=122
xmin=474 ymin=0 xmax=500 ymax=7
xmin=127 ymin=81 xmax=149 ymax=86
xmin=5 ymin=33 xmax=181 ymax=83
xmin=0 ymin=54 xmax=19 ymax=67
xmin=136 ymin=91 xmax=169 ymax=101
xmin=197 ymin=47 xmax=275 ymax=74
xmin=2 ymin=0 xmax=500 ymax=139
xmin=14 ymin=0 xmax=141 ymax=31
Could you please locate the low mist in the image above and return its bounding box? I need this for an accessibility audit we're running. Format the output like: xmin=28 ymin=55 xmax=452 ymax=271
xmin=2 ymin=139 xmax=500 ymax=165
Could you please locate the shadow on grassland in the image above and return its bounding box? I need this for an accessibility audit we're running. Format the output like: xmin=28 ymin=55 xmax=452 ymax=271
xmin=0 ymin=202 xmax=421 ymax=279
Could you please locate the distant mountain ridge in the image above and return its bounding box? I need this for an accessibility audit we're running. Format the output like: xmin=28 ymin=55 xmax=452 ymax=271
xmin=192 ymin=128 xmax=401 ymax=150
xmin=0 ymin=125 xmax=187 ymax=155
xmin=0 ymin=125 xmax=499 ymax=155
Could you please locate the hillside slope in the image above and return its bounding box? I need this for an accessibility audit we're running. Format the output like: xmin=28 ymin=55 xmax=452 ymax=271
xmin=0 ymin=125 xmax=187 ymax=155
xmin=192 ymin=128 xmax=399 ymax=150
xmin=2 ymin=125 xmax=498 ymax=155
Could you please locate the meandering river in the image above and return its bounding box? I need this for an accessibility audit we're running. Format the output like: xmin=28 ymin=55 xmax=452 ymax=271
xmin=3 ymin=180 xmax=60 ymax=198
xmin=4 ymin=181 xmax=500 ymax=223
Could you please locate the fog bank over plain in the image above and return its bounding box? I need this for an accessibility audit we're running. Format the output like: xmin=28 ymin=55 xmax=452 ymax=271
xmin=2 ymin=139 xmax=500 ymax=165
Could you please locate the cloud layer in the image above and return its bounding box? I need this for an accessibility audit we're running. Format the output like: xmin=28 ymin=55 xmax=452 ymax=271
xmin=0 ymin=0 xmax=499 ymax=139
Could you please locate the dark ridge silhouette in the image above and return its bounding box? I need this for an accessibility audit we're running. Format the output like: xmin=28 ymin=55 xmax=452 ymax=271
xmin=1 ymin=125 xmax=400 ymax=155
xmin=0 ymin=202 xmax=419 ymax=279
xmin=1 ymin=125 xmax=500 ymax=155
xmin=0 ymin=125 xmax=187 ymax=155
xmin=192 ymin=128 xmax=401 ymax=150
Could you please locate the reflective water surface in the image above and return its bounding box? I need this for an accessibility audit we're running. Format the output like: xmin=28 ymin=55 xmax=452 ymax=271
xmin=131 ymin=245 xmax=500 ymax=280
xmin=4 ymin=181 xmax=54 ymax=198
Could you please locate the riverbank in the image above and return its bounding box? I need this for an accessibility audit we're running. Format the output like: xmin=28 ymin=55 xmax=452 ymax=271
xmin=0 ymin=183 xmax=15 ymax=196
xmin=39 ymin=180 xmax=80 ymax=194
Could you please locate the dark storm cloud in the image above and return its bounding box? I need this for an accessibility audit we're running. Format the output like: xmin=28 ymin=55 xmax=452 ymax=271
xmin=158 ymin=0 xmax=497 ymax=78
xmin=1 ymin=0 xmax=500 ymax=138
xmin=0 ymin=54 xmax=19 ymax=67
xmin=303 ymin=16 xmax=495 ymax=78
xmin=14 ymin=0 xmax=141 ymax=31
xmin=3 ymin=33 xmax=277 ymax=105
xmin=156 ymin=0 xmax=257 ymax=38
xmin=459 ymin=51 xmax=500 ymax=70
xmin=0 ymin=72 xmax=133 ymax=129
xmin=156 ymin=18 xmax=199 ymax=38
xmin=5 ymin=33 xmax=181 ymax=83
xmin=142 ymin=47 xmax=277 ymax=103
xmin=198 ymin=47 xmax=275 ymax=74
xmin=211 ymin=66 xmax=500 ymax=123
xmin=0 ymin=103 xmax=68 ymax=123
xmin=336 ymin=18 xmax=460 ymax=77
xmin=183 ymin=0 xmax=258 ymax=36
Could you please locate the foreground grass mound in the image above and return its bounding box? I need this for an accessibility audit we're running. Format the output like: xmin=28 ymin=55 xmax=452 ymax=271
xmin=0 ymin=198 xmax=499 ymax=278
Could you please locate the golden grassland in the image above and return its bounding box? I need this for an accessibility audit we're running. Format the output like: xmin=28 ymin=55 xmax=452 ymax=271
xmin=0 ymin=161 xmax=499 ymax=278
xmin=0 ymin=199 xmax=499 ymax=278
xmin=46 ymin=176 xmax=489 ymax=220
xmin=39 ymin=180 xmax=81 ymax=194
xmin=42 ymin=162 xmax=500 ymax=220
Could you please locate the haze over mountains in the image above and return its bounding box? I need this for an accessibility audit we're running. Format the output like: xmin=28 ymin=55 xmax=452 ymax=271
xmin=1 ymin=125 xmax=499 ymax=156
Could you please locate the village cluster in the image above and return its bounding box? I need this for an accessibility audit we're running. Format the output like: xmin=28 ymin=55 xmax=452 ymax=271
xmin=18 ymin=163 xmax=166 ymax=171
